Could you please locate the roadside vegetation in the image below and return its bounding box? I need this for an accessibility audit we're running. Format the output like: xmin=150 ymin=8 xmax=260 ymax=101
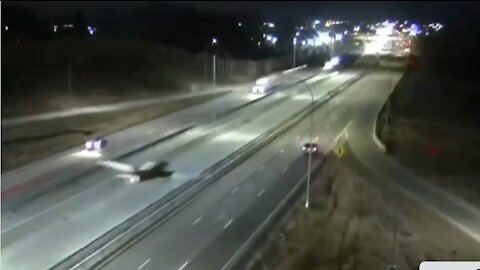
xmin=248 ymin=155 xmax=480 ymax=270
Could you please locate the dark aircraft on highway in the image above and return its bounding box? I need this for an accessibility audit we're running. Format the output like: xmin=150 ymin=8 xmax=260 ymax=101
xmin=98 ymin=160 xmax=174 ymax=183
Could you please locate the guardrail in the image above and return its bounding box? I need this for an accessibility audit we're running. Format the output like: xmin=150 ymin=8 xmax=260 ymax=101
xmin=51 ymin=72 xmax=365 ymax=270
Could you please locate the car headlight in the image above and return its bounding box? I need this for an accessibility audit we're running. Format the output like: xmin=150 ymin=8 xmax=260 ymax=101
xmin=85 ymin=141 xmax=93 ymax=149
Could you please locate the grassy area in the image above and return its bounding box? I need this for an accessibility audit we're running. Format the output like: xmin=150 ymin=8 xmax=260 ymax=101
xmin=249 ymin=155 xmax=480 ymax=270
xmin=376 ymin=64 xmax=480 ymax=207
xmin=1 ymin=92 xmax=226 ymax=172
xmin=2 ymin=37 xmax=253 ymax=117
xmin=375 ymin=26 xmax=480 ymax=207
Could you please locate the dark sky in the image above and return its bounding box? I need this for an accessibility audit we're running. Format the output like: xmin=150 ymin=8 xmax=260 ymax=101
xmin=10 ymin=1 xmax=480 ymax=22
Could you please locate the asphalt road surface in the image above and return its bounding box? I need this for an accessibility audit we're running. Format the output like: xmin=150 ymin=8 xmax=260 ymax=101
xmin=101 ymin=70 xmax=480 ymax=270
xmin=1 ymin=69 xmax=358 ymax=270
xmin=1 ymin=67 xmax=322 ymax=203
xmin=99 ymin=71 xmax=378 ymax=270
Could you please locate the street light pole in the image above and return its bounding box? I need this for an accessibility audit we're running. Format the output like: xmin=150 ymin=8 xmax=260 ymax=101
xmin=331 ymin=37 xmax=335 ymax=58
xmin=293 ymin=37 xmax=297 ymax=68
xmin=301 ymin=81 xmax=315 ymax=208
xmin=211 ymin=37 xmax=218 ymax=86
xmin=68 ymin=64 xmax=72 ymax=96
xmin=213 ymin=53 xmax=216 ymax=86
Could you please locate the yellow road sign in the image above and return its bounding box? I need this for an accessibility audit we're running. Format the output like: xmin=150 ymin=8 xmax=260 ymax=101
xmin=335 ymin=145 xmax=346 ymax=157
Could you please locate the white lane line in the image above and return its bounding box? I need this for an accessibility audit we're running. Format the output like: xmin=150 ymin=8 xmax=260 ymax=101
xmin=282 ymin=167 xmax=288 ymax=174
xmin=178 ymin=261 xmax=189 ymax=270
xmin=258 ymin=165 xmax=265 ymax=171
xmin=192 ymin=216 xmax=203 ymax=226
xmin=224 ymin=219 xmax=234 ymax=229
xmin=138 ymin=258 xmax=151 ymax=270
xmin=146 ymin=129 xmax=155 ymax=135
xmin=326 ymin=125 xmax=330 ymax=130
xmin=231 ymin=187 xmax=239 ymax=195
xmin=334 ymin=120 xmax=352 ymax=143
xmin=296 ymin=135 xmax=300 ymax=140
xmin=258 ymin=189 xmax=265 ymax=197
xmin=280 ymin=148 xmax=284 ymax=153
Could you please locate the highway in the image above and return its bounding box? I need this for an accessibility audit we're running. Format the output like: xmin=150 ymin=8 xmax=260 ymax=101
xmin=98 ymin=71 xmax=376 ymax=270
xmin=100 ymin=70 xmax=480 ymax=270
xmin=1 ymin=66 xmax=320 ymax=205
xmin=1 ymin=69 xmax=358 ymax=270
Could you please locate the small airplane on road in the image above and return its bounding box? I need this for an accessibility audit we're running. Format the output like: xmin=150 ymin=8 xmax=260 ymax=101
xmin=98 ymin=160 xmax=174 ymax=183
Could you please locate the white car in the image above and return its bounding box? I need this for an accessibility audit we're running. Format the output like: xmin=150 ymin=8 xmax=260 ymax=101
xmin=252 ymin=76 xmax=277 ymax=94
xmin=85 ymin=137 xmax=107 ymax=151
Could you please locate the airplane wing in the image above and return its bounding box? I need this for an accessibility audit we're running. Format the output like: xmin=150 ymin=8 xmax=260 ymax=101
xmin=138 ymin=161 xmax=156 ymax=171
xmin=98 ymin=160 xmax=135 ymax=173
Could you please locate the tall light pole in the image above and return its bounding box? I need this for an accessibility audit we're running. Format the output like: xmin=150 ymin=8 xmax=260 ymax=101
xmin=300 ymin=80 xmax=315 ymax=208
xmin=211 ymin=37 xmax=218 ymax=86
xmin=68 ymin=64 xmax=72 ymax=96
xmin=293 ymin=37 xmax=297 ymax=68
xmin=331 ymin=37 xmax=335 ymax=58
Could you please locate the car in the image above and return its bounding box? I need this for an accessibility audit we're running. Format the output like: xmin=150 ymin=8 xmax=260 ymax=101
xmin=302 ymin=142 xmax=319 ymax=155
xmin=252 ymin=76 xmax=279 ymax=94
xmin=85 ymin=137 xmax=107 ymax=151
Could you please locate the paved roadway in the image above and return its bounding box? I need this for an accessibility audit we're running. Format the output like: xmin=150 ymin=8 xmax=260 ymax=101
xmin=98 ymin=71 xmax=375 ymax=270
xmin=1 ymin=69 xmax=358 ymax=270
xmin=100 ymin=70 xmax=480 ymax=270
xmin=1 ymin=67 xmax=321 ymax=203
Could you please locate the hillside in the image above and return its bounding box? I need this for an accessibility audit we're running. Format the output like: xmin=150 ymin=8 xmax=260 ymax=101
xmin=379 ymin=21 xmax=480 ymax=206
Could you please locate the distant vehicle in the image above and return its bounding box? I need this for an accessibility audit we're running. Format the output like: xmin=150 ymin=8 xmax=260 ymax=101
xmin=252 ymin=76 xmax=281 ymax=94
xmin=85 ymin=137 xmax=107 ymax=151
xmin=98 ymin=160 xmax=174 ymax=183
xmin=302 ymin=142 xmax=319 ymax=155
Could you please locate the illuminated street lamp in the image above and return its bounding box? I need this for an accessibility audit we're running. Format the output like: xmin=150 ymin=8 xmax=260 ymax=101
xmin=211 ymin=37 xmax=218 ymax=86
xmin=293 ymin=37 xmax=297 ymax=68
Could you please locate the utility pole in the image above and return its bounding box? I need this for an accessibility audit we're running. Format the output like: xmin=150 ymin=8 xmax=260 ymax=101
xmin=213 ymin=53 xmax=216 ymax=86
xmin=293 ymin=37 xmax=297 ymax=68
xmin=211 ymin=37 xmax=218 ymax=86
xmin=68 ymin=64 xmax=72 ymax=96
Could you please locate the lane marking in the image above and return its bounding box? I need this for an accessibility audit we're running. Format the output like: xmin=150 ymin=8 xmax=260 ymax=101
xmin=231 ymin=187 xmax=239 ymax=195
xmin=326 ymin=125 xmax=330 ymax=130
xmin=334 ymin=120 xmax=352 ymax=143
xmin=138 ymin=258 xmax=151 ymax=270
xmin=258 ymin=165 xmax=264 ymax=171
xmin=146 ymin=130 xmax=155 ymax=135
xmin=258 ymin=189 xmax=265 ymax=197
xmin=224 ymin=219 xmax=234 ymax=229
xmin=282 ymin=167 xmax=288 ymax=174
xmin=192 ymin=216 xmax=203 ymax=226
xmin=296 ymin=135 xmax=300 ymax=140
xmin=280 ymin=148 xmax=284 ymax=153
xmin=178 ymin=261 xmax=189 ymax=270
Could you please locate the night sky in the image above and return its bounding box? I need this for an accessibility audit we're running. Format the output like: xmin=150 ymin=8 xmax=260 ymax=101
xmin=9 ymin=1 xmax=480 ymax=22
